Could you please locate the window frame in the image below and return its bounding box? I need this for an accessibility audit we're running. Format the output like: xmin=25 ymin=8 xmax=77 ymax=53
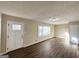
xmin=38 ymin=25 xmax=51 ymax=37
xmin=12 ymin=24 xmax=22 ymax=30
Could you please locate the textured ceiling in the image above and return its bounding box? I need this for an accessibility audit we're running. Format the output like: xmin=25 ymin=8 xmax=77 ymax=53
xmin=0 ymin=1 xmax=79 ymax=24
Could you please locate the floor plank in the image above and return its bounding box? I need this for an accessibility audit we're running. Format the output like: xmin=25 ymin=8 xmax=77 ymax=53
xmin=6 ymin=38 xmax=79 ymax=58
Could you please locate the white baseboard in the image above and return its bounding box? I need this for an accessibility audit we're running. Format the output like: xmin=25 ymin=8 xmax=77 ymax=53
xmin=0 ymin=37 xmax=53 ymax=55
xmin=23 ymin=37 xmax=52 ymax=48
xmin=0 ymin=52 xmax=8 ymax=55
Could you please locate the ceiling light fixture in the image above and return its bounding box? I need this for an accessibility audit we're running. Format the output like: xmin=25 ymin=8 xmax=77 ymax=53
xmin=49 ymin=17 xmax=60 ymax=22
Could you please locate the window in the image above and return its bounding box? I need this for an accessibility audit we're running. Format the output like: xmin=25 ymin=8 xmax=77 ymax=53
xmin=38 ymin=25 xmax=51 ymax=37
xmin=12 ymin=24 xmax=22 ymax=30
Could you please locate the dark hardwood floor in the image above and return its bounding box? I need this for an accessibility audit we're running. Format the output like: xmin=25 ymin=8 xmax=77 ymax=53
xmin=6 ymin=38 xmax=79 ymax=58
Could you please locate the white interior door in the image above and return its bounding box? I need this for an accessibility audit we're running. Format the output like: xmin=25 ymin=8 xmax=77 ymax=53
xmin=7 ymin=21 xmax=24 ymax=52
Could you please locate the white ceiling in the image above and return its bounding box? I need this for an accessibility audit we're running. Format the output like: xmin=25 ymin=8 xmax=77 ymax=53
xmin=0 ymin=1 xmax=79 ymax=24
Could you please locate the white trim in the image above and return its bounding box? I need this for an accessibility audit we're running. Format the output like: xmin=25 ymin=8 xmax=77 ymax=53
xmin=0 ymin=39 xmax=46 ymax=55
xmin=0 ymin=13 xmax=2 ymax=55
xmin=0 ymin=52 xmax=8 ymax=55
xmin=0 ymin=37 xmax=53 ymax=55
xmin=23 ymin=37 xmax=52 ymax=47
xmin=6 ymin=21 xmax=24 ymax=52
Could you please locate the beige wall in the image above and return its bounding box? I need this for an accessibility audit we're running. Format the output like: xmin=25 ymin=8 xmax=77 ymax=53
xmin=54 ymin=24 xmax=69 ymax=40
xmin=1 ymin=14 xmax=54 ymax=53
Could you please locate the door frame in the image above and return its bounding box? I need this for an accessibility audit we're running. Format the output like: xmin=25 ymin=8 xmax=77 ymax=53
xmin=6 ymin=21 xmax=24 ymax=52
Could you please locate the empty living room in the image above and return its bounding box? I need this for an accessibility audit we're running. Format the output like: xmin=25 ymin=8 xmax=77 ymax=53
xmin=0 ymin=1 xmax=79 ymax=58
